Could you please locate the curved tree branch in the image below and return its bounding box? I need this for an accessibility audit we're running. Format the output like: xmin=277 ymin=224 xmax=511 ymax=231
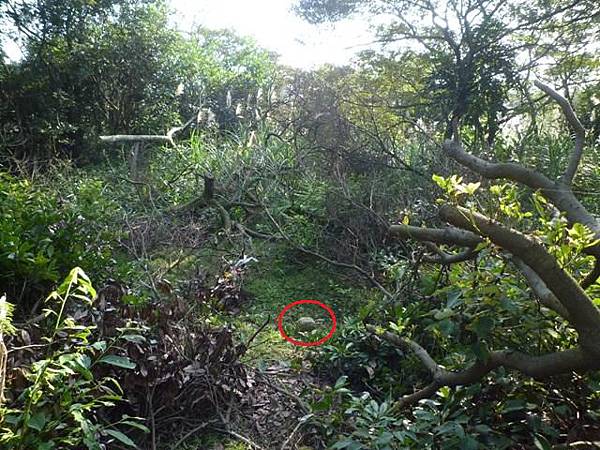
xmin=581 ymin=258 xmax=600 ymax=290
xmin=442 ymin=140 xmax=600 ymax=239
xmin=439 ymin=205 xmax=600 ymax=353
xmin=423 ymin=242 xmax=479 ymax=264
xmin=511 ymin=257 xmax=571 ymax=320
xmin=367 ymin=325 xmax=599 ymax=408
xmin=534 ymin=81 xmax=585 ymax=185
xmin=389 ymin=223 xmax=483 ymax=247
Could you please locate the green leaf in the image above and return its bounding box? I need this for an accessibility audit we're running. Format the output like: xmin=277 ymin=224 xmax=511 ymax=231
xmin=334 ymin=375 xmax=348 ymax=389
xmin=471 ymin=316 xmax=495 ymax=338
xmin=28 ymin=411 xmax=47 ymax=431
xmin=99 ymin=355 xmax=136 ymax=369
xmin=331 ymin=440 xmax=363 ymax=450
xmin=501 ymin=399 xmax=526 ymax=413
xmin=432 ymin=174 xmax=447 ymax=189
xmin=120 ymin=420 xmax=150 ymax=433
xmin=92 ymin=341 xmax=107 ymax=351
xmin=4 ymin=414 xmax=20 ymax=425
xmin=471 ymin=342 xmax=490 ymax=363
xmin=474 ymin=424 xmax=492 ymax=434
xmin=533 ymin=433 xmax=552 ymax=450
xmin=460 ymin=436 xmax=479 ymax=450
xmin=435 ymin=421 xmax=465 ymax=438
xmin=121 ymin=334 xmax=146 ymax=344
xmin=105 ymin=429 xmax=137 ymax=447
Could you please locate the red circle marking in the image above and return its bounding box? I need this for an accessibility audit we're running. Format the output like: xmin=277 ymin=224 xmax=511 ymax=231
xmin=277 ymin=299 xmax=337 ymax=347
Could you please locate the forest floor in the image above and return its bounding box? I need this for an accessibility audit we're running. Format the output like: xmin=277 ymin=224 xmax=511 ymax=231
xmin=176 ymin=244 xmax=374 ymax=449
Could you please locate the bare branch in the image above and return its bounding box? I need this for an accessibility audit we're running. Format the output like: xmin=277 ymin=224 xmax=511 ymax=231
xmin=100 ymin=112 xmax=199 ymax=147
xmin=166 ymin=114 xmax=197 ymax=141
xmin=534 ymin=81 xmax=586 ymax=185
xmin=511 ymin=257 xmax=571 ymax=320
xmin=395 ymin=382 xmax=440 ymax=409
xmin=389 ymin=223 xmax=483 ymax=247
xmin=366 ymin=325 xmax=599 ymax=408
xmin=211 ymin=200 xmax=232 ymax=234
xmin=581 ymin=258 xmax=600 ymax=290
xmin=442 ymin=140 xmax=600 ymax=240
xmin=439 ymin=205 xmax=600 ymax=349
xmin=423 ymin=242 xmax=479 ymax=264
xmin=99 ymin=135 xmax=174 ymax=145
xmin=234 ymin=222 xmax=281 ymax=241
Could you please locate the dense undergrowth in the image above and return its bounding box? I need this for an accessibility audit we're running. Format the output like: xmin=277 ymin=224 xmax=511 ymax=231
xmin=2 ymin=0 xmax=600 ymax=448
xmin=1 ymin=124 xmax=599 ymax=449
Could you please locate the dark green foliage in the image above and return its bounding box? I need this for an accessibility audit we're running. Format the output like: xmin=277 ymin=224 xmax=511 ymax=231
xmin=425 ymin=17 xmax=519 ymax=144
xmin=1 ymin=1 xmax=600 ymax=447
xmin=0 ymin=268 xmax=145 ymax=449
xmin=0 ymin=171 xmax=123 ymax=313
xmin=294 ymin=0 xmax=363 ymax=24
xmin=1 ymin=0 xmax=183 ymax=160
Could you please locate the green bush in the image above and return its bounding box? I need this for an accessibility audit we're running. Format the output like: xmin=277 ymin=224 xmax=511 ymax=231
xmin=0 ymin=172 xmax=123 ymax=313
xmin=0 ymin=268 xmax=145 ymax=449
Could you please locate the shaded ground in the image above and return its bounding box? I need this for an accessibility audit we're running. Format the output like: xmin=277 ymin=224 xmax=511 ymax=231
xmin=170 ymin=245 xmax=375 ymax=449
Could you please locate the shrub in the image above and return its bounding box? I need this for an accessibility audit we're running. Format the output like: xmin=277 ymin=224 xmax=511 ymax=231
xmin=0 ymin=268 xmax=145 ymax=449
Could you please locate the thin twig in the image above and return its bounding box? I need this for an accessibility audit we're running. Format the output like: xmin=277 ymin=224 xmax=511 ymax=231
xmin=264 ymin=208 xmax=393 ymax=299
xmin=245 ymin=317 xmax=271 ymax=350
xmin=280 ymin=417 xmax=310 ymax=450
xmin=213 ymin=427 xmax=266 ymax=450
xmin=170 ymin=420 xmax=215 ymax=449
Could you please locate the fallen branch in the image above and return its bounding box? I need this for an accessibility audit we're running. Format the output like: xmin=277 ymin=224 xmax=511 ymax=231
xmin=366 ymin=325 xmax=599 ymax=408
xmin=100 ymin=134 xmax=174 ymax=145
xmin=170 ymin=420 xmax=216 ymax=449
xmin=390 ymin=223 xmax=483 ymax=247
xmin=280 ymin=416 xmax=311 ymax=450
xmin=423 ymin=242 xmax=479 ymax=264
xmin=213 ymin=427 xmax=266 ymax=450
xmin=100 ymin=112 xmax=198 ymax=147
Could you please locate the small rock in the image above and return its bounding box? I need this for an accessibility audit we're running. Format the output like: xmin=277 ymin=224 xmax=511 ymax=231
xmin=297 ymin=316 xmax=317 ymax=331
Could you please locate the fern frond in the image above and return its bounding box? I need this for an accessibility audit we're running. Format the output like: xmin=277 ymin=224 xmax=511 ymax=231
xmin=0 ymin=295 xmax=16 ymax=338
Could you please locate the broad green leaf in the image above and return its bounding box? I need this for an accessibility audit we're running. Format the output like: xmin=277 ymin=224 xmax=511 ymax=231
xmin=533 ymin=433 xmax=552 ymax=450
xmin=105 ymin=429 xmax=136 ymax=447
xmin=99 ymin=355 xmax=136 ymax=369
xmin=28 ymin=411 xmax=47 ymax=431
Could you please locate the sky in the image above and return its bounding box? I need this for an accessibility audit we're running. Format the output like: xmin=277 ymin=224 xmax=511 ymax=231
xmin=2 ymin=0 xmax=374 ymax=67
xmin=169 ymin=0 xmax=374 ymax=68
